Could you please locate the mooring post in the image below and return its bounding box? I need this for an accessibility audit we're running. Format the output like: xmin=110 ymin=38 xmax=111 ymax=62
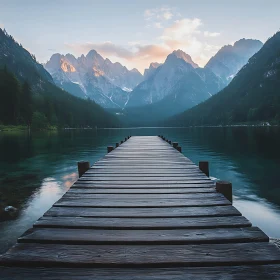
xmin=77 ymin=161 xmax=90 ymax=178
xmin=199 ymin=161 xmax=209 ymax=177
xmin=216 ymin=181 xmax=233 ymax=203
xmin=107 ymin=146 xmax=114 ymax=153
xmin=121 ymin=140 xmax=123 ymax=144
xmin=116 ymin=143 xmax=119 ymax=148
xmin=173 ymin=142 xmax=178 ymax=148
xmin=177 ymin=146 xmax=182 ymax=153
xmin=168 ymin=140 xmax=172 ymax=144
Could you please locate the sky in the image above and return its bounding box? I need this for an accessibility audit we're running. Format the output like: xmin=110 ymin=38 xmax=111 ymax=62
xmin=1 ymin=0 xmax=280 ymax=73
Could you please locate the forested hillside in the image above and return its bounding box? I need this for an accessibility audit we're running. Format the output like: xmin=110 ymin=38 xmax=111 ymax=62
xmin=0 ymin=29 xmax=119 ymax=129
xmin=166 ymin=32 xmax=280 ymax=126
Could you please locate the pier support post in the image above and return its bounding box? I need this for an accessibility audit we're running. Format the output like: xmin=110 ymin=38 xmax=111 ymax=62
xmin=121 ymin=140 xmax=123 ymax=144
xmin=216 ymin=181 xmax=233 ymax=203
xmin=177 ymin=146 xmax=182 ymax=153
xmin=116 ymin=143 xmax=119 ymax=148
xmin=107 ymin=146 xmax=114 ymax=153
xmin=77 ymin=161 xmax=90 ymax=178
xmin=168 ymin=140 xmax=172 ymax=144
xmin=173 ymin=142 xmax=178 ymax=148
xmin=199 ymin=161 xmax=209 ymax=177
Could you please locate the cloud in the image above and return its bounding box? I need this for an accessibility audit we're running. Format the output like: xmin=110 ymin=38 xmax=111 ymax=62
xmin=65 ymin=41 xmax=133 ymax=59
xmin=65 ymin=16 xmax=221 ymax=73
xmin=154 ymin=22 xmax=163 ymax=29
xmin=160 ymin=18 xmax=202 ymax=40
xmin=204 ymin=31 xmax=221 ymax=37
xmin=144 ymin=6 xmax=174 ymax=22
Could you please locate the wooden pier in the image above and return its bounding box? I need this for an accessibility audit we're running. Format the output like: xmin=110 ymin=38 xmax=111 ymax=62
xmin=1 ymin=136 xmax=280 ymax=279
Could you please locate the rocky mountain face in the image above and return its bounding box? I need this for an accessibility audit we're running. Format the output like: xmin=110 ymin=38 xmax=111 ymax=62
xmin=167 ymin=32 xmax=280 ymax=126
xmin=45 ymin=50 xmax=143 ymax=108
xmin=205 ymin=39 xmax=263 ymax=83
xmin=126 ymin=50 xmax=225 ymax=112
xmin=144 ymin=62 xmax=161 ymax=80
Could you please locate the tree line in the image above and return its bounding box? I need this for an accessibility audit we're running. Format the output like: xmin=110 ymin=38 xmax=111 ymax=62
xmin=0 ymin=68 xmax=119 ymax=129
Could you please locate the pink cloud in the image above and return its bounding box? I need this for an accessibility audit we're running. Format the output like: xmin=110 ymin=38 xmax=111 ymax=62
xmin=65 ymin=17 xmax=221 ymax=73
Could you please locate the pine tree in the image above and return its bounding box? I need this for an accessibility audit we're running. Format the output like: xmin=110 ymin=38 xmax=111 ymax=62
xmin=20 ymin=81 xmax=33 ymax=126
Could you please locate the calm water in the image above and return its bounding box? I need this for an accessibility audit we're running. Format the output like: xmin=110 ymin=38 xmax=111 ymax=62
xmin=0 ymin=127 xmax=280 ymax=253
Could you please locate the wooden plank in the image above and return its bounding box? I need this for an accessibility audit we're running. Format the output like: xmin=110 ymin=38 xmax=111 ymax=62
xmin=18 ymin=227 xmax=267 ymax=245
xmin=90 ymin=166 xmax=199 ymax=170
xmin=79 ymin=176 xmax=209 ymax=181
xmin=67 ymin=188 xmax=216 ymax=194
xmin=44 ymin=205 xmax=241 ymax=218
xmin=96 ymin=159 xmax=194 ymax=163
xmin=34 ymin=216 xmax=252 ymax=229
xmin=82 ymin=174 xmax=207 ymax=178
xmin=76 ymin=179 xmax=212 ymax=184
xmin=96 ymin=161 xmax=194 ymax=164
xmin=85 ymin=170 xmax=203 ymax=174
xmin=103 ymin=156 xmax=190 ymax=159
xmin=75 ymin=180 xmax=212 ymax=185
xmin=54 ymin=197 xmax=230 ymax=208
xmin=1 ymin=265 xmax=280 ymax=280
xmin=72 ymin=183 xmax=214 ymax=188
xmin=1 ymin=243 xmax=279 ymax=267
xmin=62 ymin=193 xmax=223 ymax=200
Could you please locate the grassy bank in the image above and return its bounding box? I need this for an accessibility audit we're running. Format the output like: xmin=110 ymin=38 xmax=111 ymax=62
xmin=0 ymin=125 xmax=58 ymax=132
xmin=0 ymin=125 xmax=28 ymax=132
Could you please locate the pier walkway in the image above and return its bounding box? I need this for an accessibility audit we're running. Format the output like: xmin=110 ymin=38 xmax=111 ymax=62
xmin=1 ymin=136 xmax=280 ymax=279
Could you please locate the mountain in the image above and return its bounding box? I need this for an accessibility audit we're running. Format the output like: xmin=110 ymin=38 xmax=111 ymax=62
xmin=45 ymin=50 xmax=143 ymax=108
xmin=166 ymin=32 xmax=280 ymax=126
xmin=144 ymin=62 xmax=161 ymax=80
xmin=206 ymin=39 xmax=263 ymax=83
xmin=126 ymin=50 xmax=225 ymax=112
xmin=0 ymin=28 xmax=119 ymax=128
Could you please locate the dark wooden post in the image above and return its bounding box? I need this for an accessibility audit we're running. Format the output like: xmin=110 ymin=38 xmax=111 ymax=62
xmin=168 ymin=140 xmax=172 ymax=144
xmin=121 ymin=140 xmax=123 ymax=144
xmin=107 ymin=146 xmax=114 ymax=153
xmin=116 ymin=143 xmax=119 ymax=148
xmin=216 ymin=181 xmax=232 ymax=203
xmin=199 ymin=161 xmax=209 ymax=177
xmin=124 ymin=137 xmax=127 ymax=141
xmin=77 ymin=161 xmax=90 ymax=178
xmin=177 ymin=146 xmax=182 ymax=153
xmin=173 ymin=142 xmax=178 ymax=148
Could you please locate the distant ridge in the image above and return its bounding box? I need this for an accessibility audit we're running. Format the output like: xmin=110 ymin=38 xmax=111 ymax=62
xmin=166 ymin=32 xmax=280 ymax=126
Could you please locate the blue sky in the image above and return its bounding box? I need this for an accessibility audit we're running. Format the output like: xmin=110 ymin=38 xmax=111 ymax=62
xmin=1 ymin=0 xmax=280 ymax=72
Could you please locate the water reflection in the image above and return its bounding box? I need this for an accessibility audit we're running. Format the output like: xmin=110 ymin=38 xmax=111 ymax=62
xmin=0 ymin=127 xmax=280 ymax=254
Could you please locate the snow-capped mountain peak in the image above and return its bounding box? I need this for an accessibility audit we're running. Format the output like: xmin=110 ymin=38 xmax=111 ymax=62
xmin=44 ymin=50 xmax=143 ymax=108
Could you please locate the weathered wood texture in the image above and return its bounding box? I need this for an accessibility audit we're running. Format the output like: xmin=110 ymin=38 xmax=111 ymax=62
xmin=1 ymin=265 xmax=280 ymax=280
xmin=1 ymin=136 xmax=280 ymax=279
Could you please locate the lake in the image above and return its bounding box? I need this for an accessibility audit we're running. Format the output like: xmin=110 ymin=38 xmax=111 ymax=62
xmin=1 ymin=127 xmax=280 ymax=254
